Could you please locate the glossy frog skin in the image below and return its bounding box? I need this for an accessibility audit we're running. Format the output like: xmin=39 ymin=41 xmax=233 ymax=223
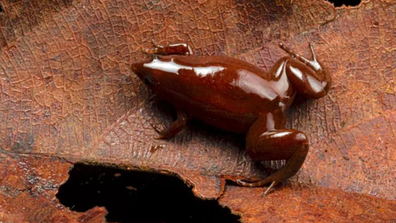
xmin=131 ymin=41 xmax=332 ymax=195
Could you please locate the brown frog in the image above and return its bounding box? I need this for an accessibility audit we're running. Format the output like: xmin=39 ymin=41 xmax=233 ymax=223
xmin=131 ymin=41 xmax=332 ymax=195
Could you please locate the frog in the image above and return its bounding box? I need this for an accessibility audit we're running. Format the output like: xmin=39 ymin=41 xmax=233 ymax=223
xmin=131 ymin=41 xmax=332 ymax=196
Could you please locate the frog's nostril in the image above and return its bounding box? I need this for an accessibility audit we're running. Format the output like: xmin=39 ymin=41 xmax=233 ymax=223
xmin=142 ymin=75 xmax=155 ymax=86
xmin=131 ymin=64 xmax=138 ymax=73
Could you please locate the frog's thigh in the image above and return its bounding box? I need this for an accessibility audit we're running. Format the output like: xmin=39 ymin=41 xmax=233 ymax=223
xmin=246 ymin=118 xmax=308 ymax=161
xmin=244 ymin=119 xmax=309 ymax=186
xmin=240 ymin=124 xmax=309 ymax=188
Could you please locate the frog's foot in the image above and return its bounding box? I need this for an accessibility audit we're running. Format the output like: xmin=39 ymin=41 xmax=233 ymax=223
xmin=151 ymin=110 xmax=189 ymax=139
xmin=142 ymin=39 xmax=164 ymax=55
xmin=278 ymin=42 xmax=323 ymax=73
xmin=236 ymin=179 xmax=277 ymax=196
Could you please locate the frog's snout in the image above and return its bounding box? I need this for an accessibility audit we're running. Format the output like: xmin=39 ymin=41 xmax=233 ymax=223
xmin=131 ymin=62 xmax=146 ymax=81
xmin=131 ymin=62 xmax=146 ymax=79
xmin=131 ymin=62 xmax=156 ymax=87
xmin=131 ymin=63 xmax=141 ymax=75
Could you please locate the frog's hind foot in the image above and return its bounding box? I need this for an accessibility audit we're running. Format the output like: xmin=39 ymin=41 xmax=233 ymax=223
xmin=235 ymin=177 xmax=272 ymax=187
xmin=236 ymin=179 xmax=277 ymax=196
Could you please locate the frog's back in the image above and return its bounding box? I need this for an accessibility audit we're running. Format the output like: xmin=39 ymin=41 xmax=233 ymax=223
xmin=136 ymin=55 xmax=281 ymax=132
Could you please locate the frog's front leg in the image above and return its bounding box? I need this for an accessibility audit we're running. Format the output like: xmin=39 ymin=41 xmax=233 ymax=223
xmin=142 ymin=40 xmax=193 ymax=56
xmin=237 ymin=115 xmax=308 ymax=196
xmin=152 ymin=110 xmax=190 ymax=139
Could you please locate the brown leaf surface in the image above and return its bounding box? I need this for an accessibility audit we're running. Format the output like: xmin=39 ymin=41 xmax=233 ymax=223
xmin=0 ymin=0 xmax=395 ymax=221
xmin=0 ymin=153 xmax=107 ymax=222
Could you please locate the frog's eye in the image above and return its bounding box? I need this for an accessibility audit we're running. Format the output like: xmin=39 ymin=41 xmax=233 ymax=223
xmin=142 ymin=75 xmax=155 ymax=86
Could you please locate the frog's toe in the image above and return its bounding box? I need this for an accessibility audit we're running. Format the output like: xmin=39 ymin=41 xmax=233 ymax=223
xmin=236 ymin=179 xmax=278 ymax=196
xmin=235 ymin=178 xmax=272 ymax=187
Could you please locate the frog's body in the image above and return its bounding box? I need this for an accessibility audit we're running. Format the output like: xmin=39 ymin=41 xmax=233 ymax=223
xmin=131 ymin=42 xmax=332 ymax=195
xmin=136 ymin=55 xmax=292 ymax=133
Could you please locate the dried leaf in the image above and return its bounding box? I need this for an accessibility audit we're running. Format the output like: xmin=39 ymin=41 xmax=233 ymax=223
xmin=0 ymin=0 xmax=395 ymax=221
xmin=0 ymin=153 xmax=107 ymax=222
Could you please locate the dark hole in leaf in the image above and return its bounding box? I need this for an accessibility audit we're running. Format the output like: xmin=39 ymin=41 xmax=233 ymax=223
xmin=57 ymin=163 xmax=240 ymax=223
xmin=0 ymin=3 xmax=4 ymax=13
xmin=327 ymin=0 xmax=361 ymax=7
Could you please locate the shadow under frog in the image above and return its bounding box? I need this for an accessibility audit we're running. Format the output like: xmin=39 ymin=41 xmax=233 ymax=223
xmin=131 ymin=41 xmax=332 ymax=196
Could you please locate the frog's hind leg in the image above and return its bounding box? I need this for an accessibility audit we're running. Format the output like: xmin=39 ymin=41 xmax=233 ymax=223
xmin=237 ymin=117 xmax=309 ymax=196
xmin=278 ymin=42 xmax=332 ymax=98
xmin=152 ymin=110 xmax=190 ymax=139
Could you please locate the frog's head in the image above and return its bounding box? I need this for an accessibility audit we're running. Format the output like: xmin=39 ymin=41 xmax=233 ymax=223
xmin=132 ymin=56 xmax=187 ymax=93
